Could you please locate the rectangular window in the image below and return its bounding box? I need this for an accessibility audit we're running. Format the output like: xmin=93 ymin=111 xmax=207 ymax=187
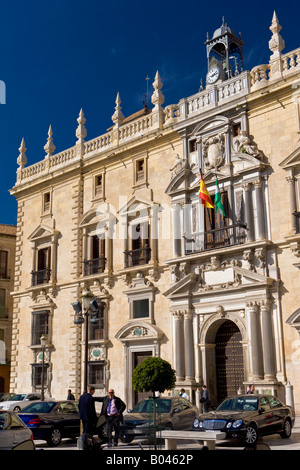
xmin=32 ymin=247 xmax=51 ymax=286
xmin=89 ymin=300 xmax=105 ymax=340
xmin=204 ymin=192 xmax=229 ymax=249
xmin=31 ymin=310 xmax=49 ymax=346
xmin=189 ymin=139 xmax=197 ymax=152
xmin=136 ymin=159 xmax=145 ymax=182
xmin=0 ymin=289 xmax=7 ymax=318
xmin=83 ymin=236 xmax=106 ymax=275
xmin=126 ymin=222 xmax=150 ymax=267
xmin=94 ymin=175 xmax=103 ymax=197
xmin=43 ymin=192 xmax=51 ymax=213
xmin=32 ymin=364 xmax=48 ymax=389
xmin=133 ymin=299 xmax=149 ymax=318
xmin=0 ymin=250 xmax=8 ymax=279
xmin=88 ymin=362 xmax=105 ymax=387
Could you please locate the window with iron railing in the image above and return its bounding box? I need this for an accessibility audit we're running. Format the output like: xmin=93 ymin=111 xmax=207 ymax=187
xmin=185 ymin=193 xmax=247 ymax=254
xmin=31 ymin=247 xmax=51 ymax=286
xmin=83 ymin=235 xmax=106 ymax=276
xmin=124 ymin=222 xmax=151 ymax=267
xmin=294 ymin=211 xmax=300 ymax=233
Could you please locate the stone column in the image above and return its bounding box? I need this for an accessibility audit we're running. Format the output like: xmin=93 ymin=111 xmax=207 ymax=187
xmin=246 ymin=302 xmax=264 ymax=380
xmin=183 ymin=310 xmax=194 ymax=380
xmin=243 ymin=183 xmax=254 ymax=241
xmin=254 ymin=180 xmax=266 ymax=240
xmin=173 ymin=311 xmax=185 ymax=381
xmin=260 ymin=300 xmax=276 ymax=381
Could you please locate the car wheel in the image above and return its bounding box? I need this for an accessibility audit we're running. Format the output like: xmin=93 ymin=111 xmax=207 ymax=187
xmin=164 ymin=424 xmax=173 ymax=430
xmin=244 ymin=424 xmax=258 ymax=445
xmin=97 ymin=423 xmax=108 ymax=440
xmin=47 ymin=427 xmax=62 ymax=447
xmin=280 ymin=419 xmax=292 ymax=439
xmin=120 ymin=434 xmax=134 ymax=443
xmin=13 ymin=406 xmax=21 ymax=412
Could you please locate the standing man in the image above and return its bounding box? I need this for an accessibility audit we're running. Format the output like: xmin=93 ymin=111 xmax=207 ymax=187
xmin=67 ymin=389 xmax=75 ymax=400
xmin=200 ymin=385 xmax=210 ymax=413
xmin=78 ymin=386 xmax=99 ymax=439
xmin=100 ymin=389 xmax=126 ymax=447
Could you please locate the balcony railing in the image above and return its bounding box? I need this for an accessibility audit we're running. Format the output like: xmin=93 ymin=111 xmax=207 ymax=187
xmin=124 ymin=247 xmax=151 ymax=268
xmin=185 ymin=223 xmax=247 ymax=254
xmin=31 ymin=268 xmax=51 ymax=286
xmin=83 ymin=256 xmax=106 ymax=276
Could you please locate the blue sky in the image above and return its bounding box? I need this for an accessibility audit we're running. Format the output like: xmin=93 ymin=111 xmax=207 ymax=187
xmin=0 ymin=0 xmax=299 ymax=226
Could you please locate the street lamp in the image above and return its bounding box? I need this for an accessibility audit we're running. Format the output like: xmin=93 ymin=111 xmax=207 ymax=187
xmin=72 ymin=289 xmax=103 ymax=394
xmin=40 ymin=334 xmax=47 ymax=401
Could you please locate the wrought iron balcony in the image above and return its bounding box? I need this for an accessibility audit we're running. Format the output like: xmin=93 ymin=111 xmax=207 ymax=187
xmin=83 ymin=256 xmax=106 ymax=276
xmin=31 ymin=268 xmax=51 ymax=286
xmin=185 ymin=223 xmax=247 ymax=254
xmin=124 ymin=246 xmax=151 ymax=268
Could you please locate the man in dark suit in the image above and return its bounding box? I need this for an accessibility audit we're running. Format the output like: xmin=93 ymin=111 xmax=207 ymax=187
xmin=78 ymin=386 xmax=100 ymax=435
xmin=100 ymin=389 xmax=126 ymax=447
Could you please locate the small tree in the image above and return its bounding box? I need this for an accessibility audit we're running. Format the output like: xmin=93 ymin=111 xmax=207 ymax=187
xmin=132 ymin=357 xmax=176 ymax=449
xmin=132 ymin=357 xmax=176 ymax=397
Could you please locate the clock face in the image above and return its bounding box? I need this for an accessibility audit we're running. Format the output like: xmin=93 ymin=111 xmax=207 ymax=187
xmin=206 ymin=67 xmax=220 ymax=84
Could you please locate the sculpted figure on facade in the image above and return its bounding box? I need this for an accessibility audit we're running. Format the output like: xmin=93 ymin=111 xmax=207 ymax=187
xmin=232 ymin=130 xmax=262 ymax=159
xmin=169 ymin=154 xmax=187 ymax=179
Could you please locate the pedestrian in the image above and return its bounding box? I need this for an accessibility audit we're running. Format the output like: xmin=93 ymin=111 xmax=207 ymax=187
xmin=78 ymin=386 xmax=102 ymax=448
xmin=200 ymin=385 xmax=210 ymax=413
xmin=179 ymin=388 xmax=190 ymax=400
xmin=67 ymin=389 xmax=75 ymax=400
xmin=100 ymin=389 xmax=126 ymax=447
xmin=247 ymin=384 xmax=255 ymax=394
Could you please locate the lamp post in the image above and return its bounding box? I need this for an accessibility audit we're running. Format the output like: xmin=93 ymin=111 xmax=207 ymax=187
xmin=40 ymin=334 xmax=47 ymax=401
xmin=72 ymin=289 xmax=100 ymax=394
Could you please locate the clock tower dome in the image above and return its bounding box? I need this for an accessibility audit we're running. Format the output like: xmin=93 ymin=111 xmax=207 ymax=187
xmin=205 ymin=17 xmax=244 ymax=85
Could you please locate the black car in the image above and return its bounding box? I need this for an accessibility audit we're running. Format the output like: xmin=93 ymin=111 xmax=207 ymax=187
xmin=120 ymin=397 xmax=198 ymax=443
xmin=193 ymin=394 xmax=295 ymax=445
xmin=18 ymin=400 xmax=80 ymax=447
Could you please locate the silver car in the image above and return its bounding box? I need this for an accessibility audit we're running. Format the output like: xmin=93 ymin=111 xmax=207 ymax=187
xmin=0 ymin=410 xmax=35 ymax=450
xmin=0 ymin=393 xmax=44 ymax=412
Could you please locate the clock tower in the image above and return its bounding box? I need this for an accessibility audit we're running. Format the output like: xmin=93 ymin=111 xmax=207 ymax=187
xmin=205 ymin=17 xmax=244 ymax=85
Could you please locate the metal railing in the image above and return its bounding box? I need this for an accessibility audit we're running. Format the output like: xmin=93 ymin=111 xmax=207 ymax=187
xmin=83 ymin=256 xmax=106 ymax=276
xmin=31 ymin=268 xmax=51 ymax=286
xmin=124 ymin=247 xmax=151 ymax=268
xmin=185 ymin=223 xmax=247 ymax=254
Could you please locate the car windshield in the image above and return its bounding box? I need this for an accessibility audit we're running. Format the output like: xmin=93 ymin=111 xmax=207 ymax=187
xmin=9 ymin=394 xmax=27 ymax=401
xmin=131 ymin=399 xmax=172 ymax=414
xmin=21 ymin=402 xmax=56 ymax=413
xmin=216 ymin=397 xmax=259 ymax=412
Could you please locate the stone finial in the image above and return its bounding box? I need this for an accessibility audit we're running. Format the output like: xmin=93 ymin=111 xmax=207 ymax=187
xmin=111 ymin=92 xmax=124 ymax=126
xmin=44 ymin=125 xmax=56 ymax=157
xmin=269 ymin=11 xmax=285 ymax=56
xmin=151 ymin=71 xmax=164 ymax=109
xmin=17 ymin=138 xmax=27 ymax=168
xmin=76 ymin=108 xmax=87 ymax=142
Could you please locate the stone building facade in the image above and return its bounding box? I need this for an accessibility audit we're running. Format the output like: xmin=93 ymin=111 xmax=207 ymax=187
xmin=0 ymin=224 xmax=16 ymax=392
xmin=9 ymin=13 xmax=300 ymax=412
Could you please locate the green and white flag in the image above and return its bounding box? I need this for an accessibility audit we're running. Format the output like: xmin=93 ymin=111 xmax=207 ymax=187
xmin=214 ymin=178 xmax=225 ymax=216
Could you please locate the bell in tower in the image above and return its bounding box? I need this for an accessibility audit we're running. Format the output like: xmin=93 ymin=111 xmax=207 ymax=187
xmin=205 ymin=17 xmax=244 ymax=85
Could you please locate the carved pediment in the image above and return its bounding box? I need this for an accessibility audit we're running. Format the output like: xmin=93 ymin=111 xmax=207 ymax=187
xmin=115 ymin=320 xmax=164 ymax=341
xmin=279 ymin=146 xmax=300 ymax=170
xmin=118 ymin=195 xmax=154 ymax=217
xmin=28 ymin=224 xmax=59 ymax=242
xmin=79 ymin=205 xmax=115 ymax=227
xmin=286 ymin=308 xmax=300 ymax=332
xmin=164 ymin=265 xmax=274 ymax=298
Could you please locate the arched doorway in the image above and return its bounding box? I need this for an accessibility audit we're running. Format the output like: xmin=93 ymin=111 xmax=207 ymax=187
xmin=215 ymin=320 xmax=244 ymax=403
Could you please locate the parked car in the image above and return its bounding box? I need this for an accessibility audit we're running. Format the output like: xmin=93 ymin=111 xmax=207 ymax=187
xmin=193 ymin=394 xmax=295 ymax=445
xmin=0 ymin=410 xmax=35 ymax=450
xmin=120 ymin=396 xmax=198 ymax=443
xmin=0 ymin=393 xmax=47 ymax=412
xmin=18 ymin=400 xmax=80 ymax=447
xmin=0 ymin=393 xmax=14 ymax=402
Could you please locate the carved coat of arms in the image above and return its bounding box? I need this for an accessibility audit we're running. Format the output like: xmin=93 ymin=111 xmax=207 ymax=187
xmin=203 ymin=134 xmax=225 ymax=170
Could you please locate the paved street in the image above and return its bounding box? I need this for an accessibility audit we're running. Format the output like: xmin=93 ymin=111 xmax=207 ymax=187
xmin=34 ymin=416 xmax=300 ymax=451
